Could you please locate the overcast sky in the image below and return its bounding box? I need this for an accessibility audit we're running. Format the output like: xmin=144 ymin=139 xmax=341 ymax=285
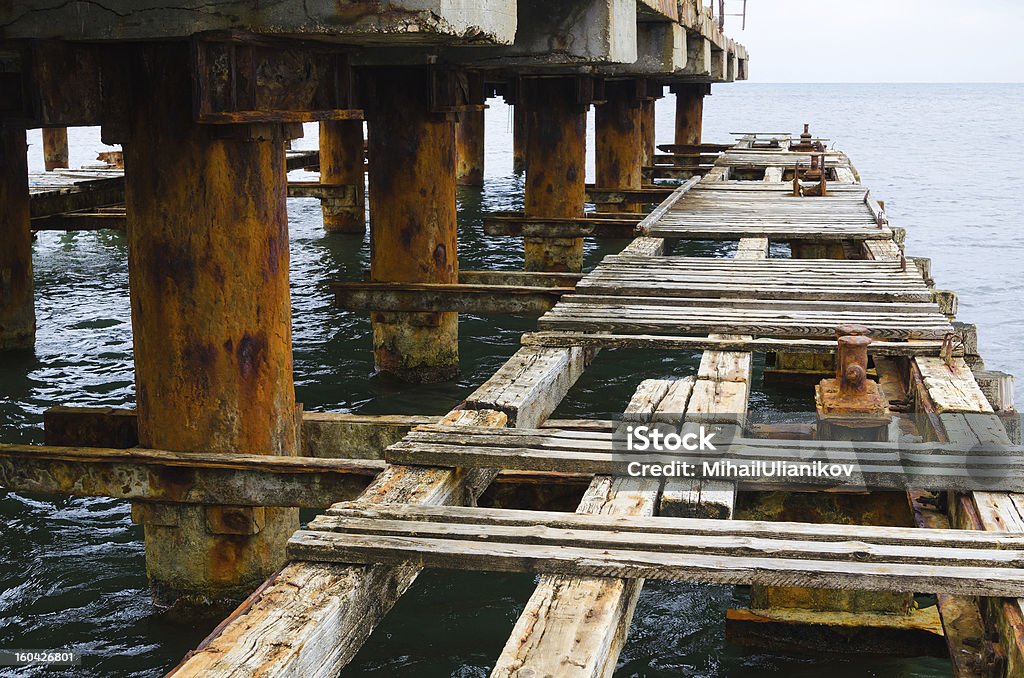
xmin=721 ymin=0 xmax=1024 ymax=82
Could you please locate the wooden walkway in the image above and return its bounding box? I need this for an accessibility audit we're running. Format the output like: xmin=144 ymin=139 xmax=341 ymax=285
xmin=162 ymin=132 xmax=1023 ymax=677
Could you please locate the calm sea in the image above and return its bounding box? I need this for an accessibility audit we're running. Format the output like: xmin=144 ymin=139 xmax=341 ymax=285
xmin=2 ymin=83 xmax=1020 ymax=676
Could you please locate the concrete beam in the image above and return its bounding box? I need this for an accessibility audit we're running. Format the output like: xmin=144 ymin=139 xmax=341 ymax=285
xmin=685 ymin=34 xmax=712 ymax=77
xmin=603 ymin=20 xmax=685 ymax=74
xmin=0 ymin=1 xmax=518 ymax=44
xmin=479 ymin=0 xmax=639 ymax=64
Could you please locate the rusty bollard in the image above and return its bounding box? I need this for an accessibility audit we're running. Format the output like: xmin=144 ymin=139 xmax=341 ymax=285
xmin=816 ymin=326 xmax=890 ymax=440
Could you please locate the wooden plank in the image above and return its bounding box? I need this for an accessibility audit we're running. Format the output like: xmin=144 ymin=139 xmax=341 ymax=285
xmin=661 ymin=236 xmax=760 ymax=519
xmin=289 ymin=516 xmax=1024 ymax=598
xmin=466 ymin=347 xmax=590 ymax=427
xmin=913 ymin=350 xmax=1024 ymax=675
xmin=330 ymin=281 xmax=571 ymax=314
xmin=31 ymin=209 xmax=126 ymax=231
xmin=491 ymin=378 xmax=680 ymax=678
xmin=319 ymin=504 xmax=1024 ymax=549
xmin=521 ymin=331 xmax=948 ymax=357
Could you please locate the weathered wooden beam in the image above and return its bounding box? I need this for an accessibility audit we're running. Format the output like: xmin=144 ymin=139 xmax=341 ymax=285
xmin=290 ymin=506 xmax=1024 ymax=598
xmin=657 ymin=143 xmax=733 ymax=153
xmin=521 ymin=331 xmax=950 ymax=357
xmin=0 ymin=443 xmax=378 ymax=507
xmin=491 ymin=378 xmax=682 ymax=677
xmin=31 ymin=210 xmax=126 ymax=231
xmin=465 ymin=346 xmax=591 ymax=427
xmin=330 ymin=281 xmax=572 ymax=314
xmin=29 ymin=177 xmax=124 ymax=218
xmin=662 ymin=234 xmax=762 ymax=518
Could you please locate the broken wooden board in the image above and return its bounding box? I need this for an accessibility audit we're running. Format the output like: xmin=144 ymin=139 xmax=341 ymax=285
xmin=291 ymin=504 xmax=1024 ymax=598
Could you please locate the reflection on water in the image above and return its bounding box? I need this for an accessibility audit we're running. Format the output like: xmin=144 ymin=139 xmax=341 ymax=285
xmin=6 ymin=84 xmax=1017 ymax=675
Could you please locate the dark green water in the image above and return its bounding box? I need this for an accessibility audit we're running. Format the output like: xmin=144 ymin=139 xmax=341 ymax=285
xmin=8 ymin=83 xmax=1021 ymax=676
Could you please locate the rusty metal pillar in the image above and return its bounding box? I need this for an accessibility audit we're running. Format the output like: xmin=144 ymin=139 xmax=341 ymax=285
xmin=455 ymin=77 xmax=486 ymax=186
xmin=366 ymin=68 xmax=459 ymax=383
xmin=122 ymin=45 xmax=298 ymax=609
xmin=319 ymin=119 xmax=366 ymax=234
xmin=0 ymin=123 xmax=35 ymax=352
xmin=595 ymin=79 xmax=644 ymax=213
xmin=42 ymin=127 xmax=69 ymax=170
xmin=523 ymin=76 xmax=588 ymax=272
xmin=512 ymin=103 xmax=527 ymax=174
xmin=640 ymin=97 xmax=658 ymax=169
xmin=671 ymin=83 xmax=706 ymax=146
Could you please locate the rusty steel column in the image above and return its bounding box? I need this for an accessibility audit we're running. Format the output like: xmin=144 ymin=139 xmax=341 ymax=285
xmin=0 ymin=123 xmax=35 ymax=352
xmin=641 ymin=98 xmax=657 ymax=168
xmin=42 ymin=127 xmax=69 ymax=170
xmin=122 ymin=45 xmax=298 ymax=609
xmin=456 ymin=109 xmax=485 ymax=186
xmin=512 ymin=103 xmax=527 ymax=174
xmin=672 ymin=83 xmax=706 ymax=146
xmin=319 ymin=119 xmax=366 ymax=234
xmin=366 ymin=68 xmax=459 ymax=383
xmin=523 ymin=77 xmax=587 ymax=272
xmin=595 ymin=79 xmax=643 ymax=213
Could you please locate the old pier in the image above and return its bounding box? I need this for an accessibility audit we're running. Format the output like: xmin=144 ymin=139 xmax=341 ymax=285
xmin=2 ymin=1 xmax=1022 ymax=676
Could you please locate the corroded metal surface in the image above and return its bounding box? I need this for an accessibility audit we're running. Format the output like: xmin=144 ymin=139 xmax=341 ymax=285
xmin=319 ymin=119 xmax=365 ymax=234
xmin=41 ymin=127 xmax=68 ymax=170
xmin=456 ymin=109 xmax=485 ymax=186
xmin=0 ymin=123 xmax=34 ymax=351
xmin=523 ymin=77 xmax=588 ymax=272
xmin=366 ymin=68 xmax=459 ymax=383
xmin=595 ymin=79 xmax=644 ymax=213
xmin=672 ymin=83 xmax=706 ymax=146
xmin=123 ymin=44 xmax=298 ymax=609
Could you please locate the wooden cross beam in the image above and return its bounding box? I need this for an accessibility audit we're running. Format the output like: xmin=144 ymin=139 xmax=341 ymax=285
xmin=290 ymin=503 xmax=1024 ymax=598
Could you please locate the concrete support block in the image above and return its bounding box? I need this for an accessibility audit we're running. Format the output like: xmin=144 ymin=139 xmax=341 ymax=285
xmin=512 ymin=0 xmax=638 ymax=63
xmin=685 ymin=35 xmax=712 ymax=76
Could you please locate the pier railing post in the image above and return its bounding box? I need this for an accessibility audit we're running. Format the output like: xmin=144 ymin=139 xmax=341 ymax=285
xmin=365 ymin=67 xmax=459 ymax=382
xmin=523 ymin=76 xmax=589 ymax=272
xmin=122 ymin=44 xmax=298 ymax=610
xmin=670 ymin=83 xmax=708 ymax=146
xmin=319 ymin=119 xmax=366 ymax=234
xmin=42 ymin=127 xmax=69 ymax=170
xmin=0 ymin=123 xmax=35 ymax=352
xmin=595 ymin=78 xmax=644 ymax=213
